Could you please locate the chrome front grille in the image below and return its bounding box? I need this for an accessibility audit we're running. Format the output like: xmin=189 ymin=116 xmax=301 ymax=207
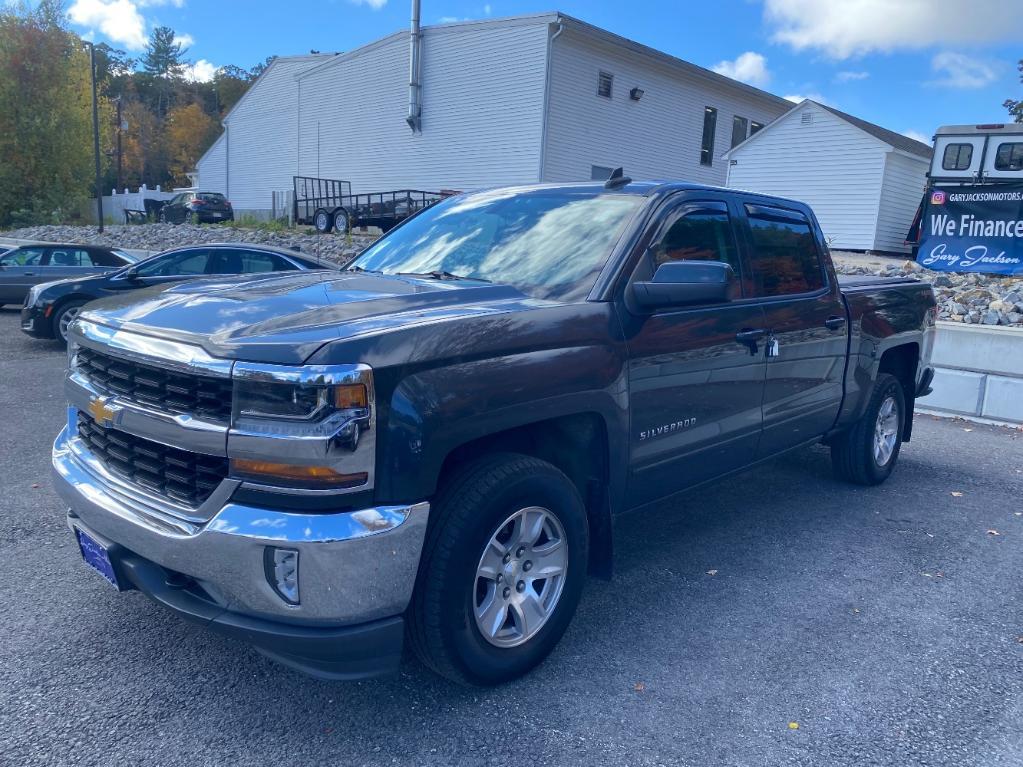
xmin=76 ymin=346 xmax=233 ymax=423
xmin=76 ymin=412 xmax=229 ymax=508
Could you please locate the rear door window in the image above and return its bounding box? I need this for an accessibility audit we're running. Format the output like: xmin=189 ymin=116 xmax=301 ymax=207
xmin=48 ymin=248 xmax=96 ymax=267
xmin=744 ymin=205 xmax=825 ymax=297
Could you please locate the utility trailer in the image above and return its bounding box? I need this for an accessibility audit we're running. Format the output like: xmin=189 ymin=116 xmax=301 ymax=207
xmin=907 ymin=123 xmax=1023 ymax=275
xmin=292 ymin=176 xmax=448 ymax=234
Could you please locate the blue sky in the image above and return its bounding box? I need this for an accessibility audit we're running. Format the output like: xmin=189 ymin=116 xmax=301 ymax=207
xmin=66 ymin=0 xmax=1022 ymax=143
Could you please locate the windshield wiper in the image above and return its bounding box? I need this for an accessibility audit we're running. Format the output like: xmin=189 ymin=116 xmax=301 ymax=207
xmin=343 ymin=265 xmax=381 ymax=274
xmin=396 ymin=270 xmax=491 ymax=283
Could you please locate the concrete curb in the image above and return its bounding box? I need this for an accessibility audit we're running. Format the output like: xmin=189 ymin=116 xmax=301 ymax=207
xmin=923 ymin=322 xmax=1023 ymax=425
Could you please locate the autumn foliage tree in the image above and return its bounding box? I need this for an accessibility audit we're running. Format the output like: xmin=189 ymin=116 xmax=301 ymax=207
xmin=0 ymin=3 xmax=266 ymax=226
xmin=0 ymin=0 xmax=105 ymax=226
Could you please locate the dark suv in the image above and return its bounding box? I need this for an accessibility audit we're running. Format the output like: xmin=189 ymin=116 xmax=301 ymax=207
xmin=159 ymin=192 xmax=234 ymax=224
xmin=21 ymin=243 xmax=332 ymax=344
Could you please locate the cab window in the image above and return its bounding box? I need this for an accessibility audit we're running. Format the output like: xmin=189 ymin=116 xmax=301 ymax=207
xmin=745 ymin=206 xmax=825 ymax=297
xmin=635 ymin=202 xmax=745 ymax=298
xmin=994 ymin=143 xmax=1023 ymax=172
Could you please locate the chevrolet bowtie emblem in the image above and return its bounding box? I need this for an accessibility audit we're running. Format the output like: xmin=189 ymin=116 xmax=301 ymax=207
xmin=86 ymin=397 xmax=122 ymax=428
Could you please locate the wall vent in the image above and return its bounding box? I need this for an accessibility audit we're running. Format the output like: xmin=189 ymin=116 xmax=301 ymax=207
xmin=801 ymin=112 xmax=813 ymax=126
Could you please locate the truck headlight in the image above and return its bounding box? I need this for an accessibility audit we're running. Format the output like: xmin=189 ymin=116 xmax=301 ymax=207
xmin=229 ymin=363 xmax=375 ymax=490
xmin=234 ymin=378 xmax=367 ymax=422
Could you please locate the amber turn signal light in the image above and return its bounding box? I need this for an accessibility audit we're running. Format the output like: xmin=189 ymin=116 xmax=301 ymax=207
xmin=231 ymin=459 xmax=368 ymax=488
xmin=333 ymin=383 xmax=368 ymax=409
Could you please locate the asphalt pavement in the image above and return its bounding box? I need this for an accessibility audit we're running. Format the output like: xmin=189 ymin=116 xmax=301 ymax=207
xmin=1 ymin=306 xmax=1021 ymax=767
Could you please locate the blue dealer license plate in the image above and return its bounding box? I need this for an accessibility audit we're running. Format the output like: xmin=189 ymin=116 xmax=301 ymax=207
xmin=75 ymin=528 xmax=121 ymax=589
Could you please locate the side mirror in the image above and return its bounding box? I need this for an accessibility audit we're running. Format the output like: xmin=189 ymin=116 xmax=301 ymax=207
xmin=121 ymin=265 xmax=140 ymax=281
xmin=630 ymin=260 xmax=734 ymax=311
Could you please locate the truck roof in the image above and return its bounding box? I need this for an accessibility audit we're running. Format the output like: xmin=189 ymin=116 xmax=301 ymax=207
xmin=493 ymin=180 xmax=814 ymax=212
xmin=935 ymin=123 xmax=1023 ymax=136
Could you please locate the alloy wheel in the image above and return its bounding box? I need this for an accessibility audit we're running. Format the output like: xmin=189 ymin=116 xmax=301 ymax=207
xmin=473 ymin=506 xmax=568 ymax=648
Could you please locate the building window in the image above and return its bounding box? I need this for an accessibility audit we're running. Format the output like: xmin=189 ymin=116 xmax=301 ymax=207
xmin=700 ymin=107 xmax=717 ymax=166
xmin=731 ymin=116 xmax=749 ymax=149
xmin=591 ymin=165 xmax=616 ymax=181
xmin=750 ymin=121 xmax=764 ymax=136
xmin=597 ymin=71 xmax=613 ymax=99
xmin=993 ymin=142 xmax=1023 ymax=172
xmin=941 ymin=143 xmax=973 ymax=171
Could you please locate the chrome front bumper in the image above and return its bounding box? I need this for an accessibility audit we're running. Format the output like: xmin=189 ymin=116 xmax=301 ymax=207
xmin=53 ymin=425 xmax=430 ymax=625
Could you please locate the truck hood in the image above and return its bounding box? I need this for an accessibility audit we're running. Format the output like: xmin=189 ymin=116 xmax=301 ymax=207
xmin=77 ymin=270 xmax=535 ymax=364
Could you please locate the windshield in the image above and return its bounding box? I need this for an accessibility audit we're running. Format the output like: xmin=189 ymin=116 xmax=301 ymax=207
xmin=350 ymin=188 xmax=643 ymax=301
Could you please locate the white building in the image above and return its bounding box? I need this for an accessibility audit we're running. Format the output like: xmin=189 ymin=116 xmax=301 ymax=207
xmin=196 ymin=12 xmax=792 ymax=215
xmin=725 ymin=99 xmax=932 ymax=253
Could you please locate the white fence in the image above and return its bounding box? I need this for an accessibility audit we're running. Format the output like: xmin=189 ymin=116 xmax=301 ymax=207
xmin=95 ymin=185 xmax=195 ymax=224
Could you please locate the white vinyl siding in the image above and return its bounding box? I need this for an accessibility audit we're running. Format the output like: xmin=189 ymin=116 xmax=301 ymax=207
xmin=195 ymin=132 xmax=226 ymax=194
xmin=875 ymin=151 xmax=929 ymax=252
xmin=727 ymin=103 xmax=887 ymax=251
xmin=295 ymin=19 xmax=549 ymax=192
xmin=222 ymin=56 xmax=330 ymax=212
xmin=541 ymin=29 xmax=788 ymax=185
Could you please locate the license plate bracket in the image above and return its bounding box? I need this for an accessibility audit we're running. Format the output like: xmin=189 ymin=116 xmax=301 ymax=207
xmin=75 ymin=527 xmax=123 ymax=590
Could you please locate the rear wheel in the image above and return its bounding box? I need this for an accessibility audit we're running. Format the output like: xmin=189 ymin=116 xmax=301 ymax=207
xmin=313 ymin=208 xmax=334 ymax=234
xmin=332 ymin=209 xmax=349 ymax=234
xmin=832 ymin=372 xmax=906 ymax=485
xmin=53 ymin=299 xmax=88 ymax=345
xmin=408 ymin=453 xmax=588 ymax=686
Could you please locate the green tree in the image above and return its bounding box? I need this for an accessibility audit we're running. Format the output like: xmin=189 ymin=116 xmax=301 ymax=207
xmin=141 ymin=26 xmax=186 ymax=78
xmin=1005 ymin=59 xmax=1023 ymax=123
xmin=0 ymin=0 xmax=103 ymax=226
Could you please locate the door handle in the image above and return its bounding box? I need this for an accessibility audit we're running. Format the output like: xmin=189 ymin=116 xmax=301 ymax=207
xmin=735 ymin=328 xmax=767 ymax=356
xmin=23 ymin=271 xmax=35 ymax=276
xmin=824 ymin=316 xmax=847 ymax=331
xmin=735 ymin=328 xmax=767 ymax=344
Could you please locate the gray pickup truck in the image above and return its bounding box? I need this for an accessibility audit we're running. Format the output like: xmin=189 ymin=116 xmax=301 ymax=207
xmin=52 ymin=180 xmax=937 ymax=685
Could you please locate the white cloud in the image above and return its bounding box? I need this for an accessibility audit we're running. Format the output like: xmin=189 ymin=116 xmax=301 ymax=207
xmin=711 ymin=51 xmax=771 ymax=87
xmin=175 ymin=32 xmax=194 ymax=48
xmin=764 ymin=0 xmax=1023 ymax=59
xmin=438 ymin=16 xmax=466 ymax=23
xmin=835 ymin=70 xmax=869 ymax=82
xmin=137 ymin=0 xmax=183 ymax=7
xmin=67 ymin=0 xmax=148 ymax=50
xmin=929 ymin=51 xmax=998 ymax=88
xmin=784 ymin=93 xmax=832 ymax=106
xmin=349 ymin=0 xmax=387 ymax=8
xmin=183 ymin=58 xmax=216 ymax=82
xmin=902 ymin=129 xmax=931 ymax=144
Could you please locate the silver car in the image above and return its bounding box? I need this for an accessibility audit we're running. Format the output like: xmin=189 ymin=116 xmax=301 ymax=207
xmin=0 ymin=244 xmax=138 ymax=307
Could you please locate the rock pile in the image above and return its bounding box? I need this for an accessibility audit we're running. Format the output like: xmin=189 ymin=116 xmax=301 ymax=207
xmin=834 ymin=259 xmax=1023 ymax=327
xmin=1 ymin=223 xmax=374 ymax=267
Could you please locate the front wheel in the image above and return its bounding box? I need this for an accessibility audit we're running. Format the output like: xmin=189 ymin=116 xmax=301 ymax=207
xmin=53 ymin=299 xmax=88 ymax=345
xmin=313 ymin=208 xmax=333 ymax=234
xmin=408 ymin=453 xmax=588 ymax=686
xmin=831 ymin=372 xmax=906 ymax=485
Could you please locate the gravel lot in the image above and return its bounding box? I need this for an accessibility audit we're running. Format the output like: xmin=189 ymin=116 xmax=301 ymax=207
xmin=1 ymin=307 xmax=1022 ymax=766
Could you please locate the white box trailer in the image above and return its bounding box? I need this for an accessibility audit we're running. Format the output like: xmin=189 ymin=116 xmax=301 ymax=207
xmin=931 ymin=123 xmax=1023 ymax=183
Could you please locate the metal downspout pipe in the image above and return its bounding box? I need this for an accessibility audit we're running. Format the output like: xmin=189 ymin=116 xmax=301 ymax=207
xmin=406 ymin=0 xmax=422 ymax=132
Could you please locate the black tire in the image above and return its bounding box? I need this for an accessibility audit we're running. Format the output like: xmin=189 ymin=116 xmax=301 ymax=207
xmin=832 ymin=372 xmax=906 ymax=485
xmin=408 ymin=453 xmax=588 ymax=686
xmin=52 ymin=299 xmax=88 ymax=345
xmin=332 ymin=209 xmax=349 ymax=235
xmin=313 ymin=208 xmax=334 ymax=234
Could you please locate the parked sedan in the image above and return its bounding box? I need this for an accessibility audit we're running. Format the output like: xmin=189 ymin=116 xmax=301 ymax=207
xmin=21 ymin=243 xmax=333 ymax=344
xmin=159 ymin=192 xmax=234 ymax=224
xmin=0 ymin=244 xmax=137 ymax=308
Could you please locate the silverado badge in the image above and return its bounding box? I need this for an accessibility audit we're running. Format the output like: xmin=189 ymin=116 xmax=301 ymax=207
xmin=87 ymin=397 xmax=122 ymax=428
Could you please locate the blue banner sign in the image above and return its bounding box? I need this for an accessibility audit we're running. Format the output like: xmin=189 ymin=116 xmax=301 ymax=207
xmin=916 ymin=185 xmax=1023 ymax=275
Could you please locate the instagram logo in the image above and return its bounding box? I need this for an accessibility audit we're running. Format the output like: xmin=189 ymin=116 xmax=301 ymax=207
xmin=931 ymin=191 xmax=946 ymax=205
